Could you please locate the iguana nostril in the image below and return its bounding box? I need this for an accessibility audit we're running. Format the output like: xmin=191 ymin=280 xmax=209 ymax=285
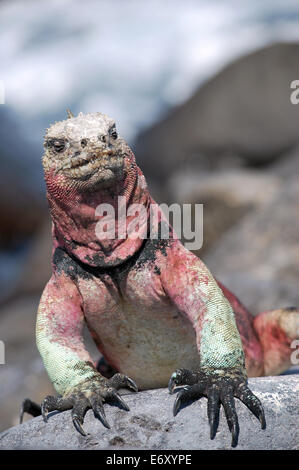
xmin=81 ymin=139 xmax=87 ymax=148
xmin=99 ymin=135 xmax=106 ymax=143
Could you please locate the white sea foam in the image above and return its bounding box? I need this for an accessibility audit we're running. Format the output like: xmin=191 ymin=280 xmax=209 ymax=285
xmin=1 ymin=0 xmax=299 ymax=141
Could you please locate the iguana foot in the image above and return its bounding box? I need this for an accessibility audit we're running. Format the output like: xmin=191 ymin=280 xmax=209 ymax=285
xmin=20 ymin=398 xmax=42 ymax=423
xmin=42 ymin=373 xmax=138 ymax=436
xmin=168 ymin=368 xmax=266 ymax=448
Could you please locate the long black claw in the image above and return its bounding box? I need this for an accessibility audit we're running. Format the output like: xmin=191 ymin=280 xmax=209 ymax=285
xmin=235 ymin=386 xmax=266 ymax=430
xmin=127 ymin=377 xmax=138 ymax=392
xmin=72 ymin=416 xmax=87 ymax=436
xmin=259 ymin=409 xmax=266 ymax=430
xmin=221 ymin=392 xmax=239 ymax=448
xmin=207 ymin=389 xmax=220 ymax=440
xmin=173 ymin=383 xmax=205 ymax=416
xmin=90 ymin=397 xmax=111 ymax=429
xmin=93 ymin=404 xmax=111 ymax=429
xmin=19 ymin=399 xmax=41 ymax=423
xmin=173 ymin=387 xmax=189 ymax=416
xmin=230 ymin=421 xmax=239 ymax=448
xmin=111 ymin=390 xmax=130 ymax=411
xmin=71 ymin=398 xmax=89 ymax=436
xmin=173 ymin=394 xmax=182 ymax=416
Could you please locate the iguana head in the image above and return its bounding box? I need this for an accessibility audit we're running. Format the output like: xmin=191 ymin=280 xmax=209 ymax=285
xmin=42 ymin=111 xmax=152 ymax=267
xmin=43 ymin=111 xmax=127 ymax=191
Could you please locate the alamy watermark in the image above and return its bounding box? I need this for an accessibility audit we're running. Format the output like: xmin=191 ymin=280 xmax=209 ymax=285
xmin=0 ymin=341 xmax=5 ymax=364
xmin=95 ymin=197 xmax=203 ymax=250
xmin=290 ymin=339 xmax=299 ymax=365
xmin=290 ymin=80 xmax=299 ymax=105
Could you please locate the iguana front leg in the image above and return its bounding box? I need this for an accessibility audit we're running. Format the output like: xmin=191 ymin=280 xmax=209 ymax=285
xmin=161 ymin=241 xmax=266 ymax=447
xmin=35 ymin=272 xmax=137 ymax=435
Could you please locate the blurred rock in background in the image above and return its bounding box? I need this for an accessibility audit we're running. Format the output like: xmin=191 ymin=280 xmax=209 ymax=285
xmin=135 ymin=43 xmax=299 ymax=182
xmin=168 ymin=168 xmax=281 ymax=255
xmin=204 ymin=148 xmax=299 ymax=314
xmin=0 ymin=294 xmax=99 ymax=430
xmin=1 ymin=0 xmax=299 ymax=432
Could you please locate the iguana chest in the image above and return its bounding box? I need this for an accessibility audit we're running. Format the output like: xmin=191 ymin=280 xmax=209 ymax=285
xmin=76 ymin=265 xmax=199 ymax=389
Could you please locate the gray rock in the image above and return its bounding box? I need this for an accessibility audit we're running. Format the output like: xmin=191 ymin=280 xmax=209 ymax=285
xmin=168 ymin=168 xmax=281 ymax=256
xmin=0 ymin=375 xmax=298 ymax=450
xmin=135 ymin=42 xmax=299 ymax=181
xmin=204 ymin=177 xmax=299 ymax=314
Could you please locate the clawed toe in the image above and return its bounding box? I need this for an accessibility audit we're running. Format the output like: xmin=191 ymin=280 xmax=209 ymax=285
xmin=41 ymin=395 xmax=73 ymax=423
xmin=235 ymin=384 xmax=266 ymax=429
xmin=72 ymin=414 xmax=87 ymax=436
xmin=90 ymin=397 xmax=110 ymax=429
xmin=168 ymin=369 xmax=199 ymax=394
xmin=106 ymin=388 xmax=130 ymax=411
xmin=173 ymin=384 xmax=205 ymax=416
xmin=108 ymin=373 xmax=138 ymax=393
xmin=173 ymin=387 xmax=191 ymax=416
xmin=207 ymin=388 xmax=220 ymax=440
xmin=221 ymin=390 xmax=239 ymax=447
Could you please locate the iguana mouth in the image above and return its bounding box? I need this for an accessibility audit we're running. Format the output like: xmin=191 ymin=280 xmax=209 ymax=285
xmin=59 ymin=149 xmax=121 ymax=179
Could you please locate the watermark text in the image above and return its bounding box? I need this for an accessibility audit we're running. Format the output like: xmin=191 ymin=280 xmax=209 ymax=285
xmin=0 ymin=341 xmax=5 ymax=364
xmin=290 ymin=339 xmax=299 ymax=365
xmin=290 ymin=80 xmax=299 ymax=105
xmin=95 ymin=197 xmax=203 ymax=250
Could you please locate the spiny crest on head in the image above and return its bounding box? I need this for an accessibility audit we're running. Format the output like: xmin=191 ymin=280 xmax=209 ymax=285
xmin=66 ymin=110 xmax=84 ymax=120
xmin=66 ymin=109 xmax=74 ymax=119
xmin=45 ymin=111 xmax=116 ymax=142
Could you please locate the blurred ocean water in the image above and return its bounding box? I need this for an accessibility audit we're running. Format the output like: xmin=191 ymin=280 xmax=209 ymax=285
xmin=1 ymin=0 xmax=299 ymax=158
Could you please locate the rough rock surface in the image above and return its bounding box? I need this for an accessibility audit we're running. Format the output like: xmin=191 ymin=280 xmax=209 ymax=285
xmin=0 ymin=376 xmax=298 ymax=450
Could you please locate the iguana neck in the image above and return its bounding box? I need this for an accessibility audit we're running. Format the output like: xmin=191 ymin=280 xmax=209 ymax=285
xmin=45 ymin=149 xmax=152 ymax=267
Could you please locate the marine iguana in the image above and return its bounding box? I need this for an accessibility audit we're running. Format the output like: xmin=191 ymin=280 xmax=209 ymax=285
xmin=21 ymin=111 xmax=299 ymax=447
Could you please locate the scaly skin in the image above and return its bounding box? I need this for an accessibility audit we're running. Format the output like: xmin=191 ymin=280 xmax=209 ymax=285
xmin=21 ymin=111 xmax=299 ymax=447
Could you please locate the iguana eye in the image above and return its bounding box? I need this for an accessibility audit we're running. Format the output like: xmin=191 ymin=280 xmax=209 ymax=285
xmin=46 ymin=139 xmax=66 ymax=153
xmin=53 ymin=140 xmax=65 ymax=152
